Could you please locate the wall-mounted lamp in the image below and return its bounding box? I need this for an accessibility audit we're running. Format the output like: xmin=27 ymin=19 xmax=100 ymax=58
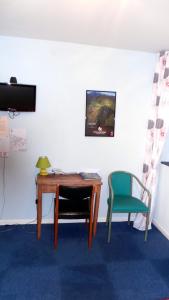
xmin=36 ymin=156 xmax=51 ymax=176
xmin=10 ymin=77 xmax=17 ymax=84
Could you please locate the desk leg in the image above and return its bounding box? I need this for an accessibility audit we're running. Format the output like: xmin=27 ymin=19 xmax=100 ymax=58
xmin=93 ymin=185 xmax=101 ymax=237
xmin=37 ymin=187 xmax=42 ymax=240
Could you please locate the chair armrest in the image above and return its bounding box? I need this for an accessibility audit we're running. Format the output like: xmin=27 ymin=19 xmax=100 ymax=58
xmin=132 ymin=174 xmax=151 ymax=209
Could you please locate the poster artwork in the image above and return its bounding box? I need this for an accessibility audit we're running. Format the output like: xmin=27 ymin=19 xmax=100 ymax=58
xmin=85 ymin=90 xmax=116 ymax=137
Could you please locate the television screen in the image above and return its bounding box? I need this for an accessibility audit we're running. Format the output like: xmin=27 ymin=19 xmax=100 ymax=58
xmin=0 ymin=83 xmax=36 ymax=112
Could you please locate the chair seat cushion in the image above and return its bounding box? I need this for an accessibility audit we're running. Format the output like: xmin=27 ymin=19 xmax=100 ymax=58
xmin=108 ymin=195 xmax=149 ymax=213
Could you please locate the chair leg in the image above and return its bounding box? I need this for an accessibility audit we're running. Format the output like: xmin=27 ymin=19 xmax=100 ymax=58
xmin=54 ymin=190 xmax=59 ymax=248
xmin=88 ymin=217 xmax=93 ymax=249
xmin=107 ymin=212 xmax=112 ymax=243
xmin=128 ymin=213 xmax=131 ymax=225
xmin=144 ymin=213 xmax=150 ymax=241
xmin=88 ymin=191 xmax=94 ymax=249
xmin=106 ymin=206 xmax=110 ymax=225
xmin=85 ymin=218 xmax=90 ymax=232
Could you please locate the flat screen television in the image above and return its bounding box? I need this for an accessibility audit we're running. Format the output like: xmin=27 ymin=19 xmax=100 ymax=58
xmin=0 ymin=83 xmax=36 ymax=112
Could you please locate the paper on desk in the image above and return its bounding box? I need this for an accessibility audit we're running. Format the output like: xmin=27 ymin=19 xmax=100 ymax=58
xmin=10 ymin=128 xmax=27 ymax=151
xmin=0 ymin=116 xmax=9 ymax=138
xmin=0 ymin=116 xmax=10 ymax=157
xmin=79 ymin=168 xmax=101 ymax=175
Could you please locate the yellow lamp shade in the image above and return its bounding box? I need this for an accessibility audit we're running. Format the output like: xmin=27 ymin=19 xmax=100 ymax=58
xmin=36 ymin=156 xmax=51 ymax=176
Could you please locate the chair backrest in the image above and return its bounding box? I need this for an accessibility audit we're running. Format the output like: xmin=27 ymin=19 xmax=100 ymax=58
xmin=110 ymin=171 xmax=132 ymax=196
xmin=54 ymin=184 xmax=95 ymax=248
xmin=59 ymin=185 xmax=93 ymax=200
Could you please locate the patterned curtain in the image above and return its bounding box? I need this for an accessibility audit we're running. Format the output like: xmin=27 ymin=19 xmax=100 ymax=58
xmin=133 ymin=51 xmax=169 ymax=231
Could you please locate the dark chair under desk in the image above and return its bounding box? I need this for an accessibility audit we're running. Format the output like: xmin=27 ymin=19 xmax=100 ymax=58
xmin=54 ymin=185 xmax=95 ymax=249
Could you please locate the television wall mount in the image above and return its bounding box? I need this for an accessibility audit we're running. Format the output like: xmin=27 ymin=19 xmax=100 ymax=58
xmin=10 ymin=77 xmax=17 ymax=84
xmin=8 ymin=108 xmax=20 ymax=119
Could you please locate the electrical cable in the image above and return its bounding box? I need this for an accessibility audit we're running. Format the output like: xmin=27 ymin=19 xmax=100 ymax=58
xmin=20 ymin=196 xmax=55 ymax=233
xmin=8 ymin=110 xmax=20 ymax=119
xmin=0 ymin=160 xmax=55 ymax=233
xmin=0 ymin=195 xmax=55 ymax=233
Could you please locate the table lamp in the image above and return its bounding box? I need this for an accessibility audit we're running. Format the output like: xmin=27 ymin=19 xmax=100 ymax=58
xmin=36 ymin=156 xmax=51 ymax=176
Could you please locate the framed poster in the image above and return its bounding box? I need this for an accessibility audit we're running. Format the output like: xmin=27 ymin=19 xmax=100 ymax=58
xmin=85 ymin=90 xmax=116 ymax=137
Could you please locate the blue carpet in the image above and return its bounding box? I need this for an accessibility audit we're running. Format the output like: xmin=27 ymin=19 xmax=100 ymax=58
xmin=0 ymin=222 xmax=169 ymax=300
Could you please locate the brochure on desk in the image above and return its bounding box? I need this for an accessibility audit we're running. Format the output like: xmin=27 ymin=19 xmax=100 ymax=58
xmin=51 ymin=168 xmax=101 ymax=180
xmin=79 ymin=172 xmax=101 ymax=180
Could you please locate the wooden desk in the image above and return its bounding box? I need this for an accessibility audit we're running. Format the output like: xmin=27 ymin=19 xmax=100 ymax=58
xmin=36 ymin=174 xmax=102 ymax=240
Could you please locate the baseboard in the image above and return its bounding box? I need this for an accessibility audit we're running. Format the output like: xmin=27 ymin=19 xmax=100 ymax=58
xmin=99 ymin=216 xmax=130 ymax=222
xmin=0 ymin=216 xmax=129 ymax=226
xmin=2 ymin=218 xmax=168 ymax=241
xmin=153 ymin=219 xmax=169 ymax=240
xmin=0 ymin=218 xmax=37 ymax=226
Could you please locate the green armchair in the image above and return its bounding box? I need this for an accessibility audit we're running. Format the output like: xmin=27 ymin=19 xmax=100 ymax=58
xmin=106 ymin=171 xmax=151 ymax=243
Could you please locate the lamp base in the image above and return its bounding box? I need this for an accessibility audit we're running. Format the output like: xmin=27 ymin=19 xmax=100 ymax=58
xmin=39 ymin=168 xmax=48 ymax=176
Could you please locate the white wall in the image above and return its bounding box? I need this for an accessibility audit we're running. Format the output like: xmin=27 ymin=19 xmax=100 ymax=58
xmin=161 ymin=129 xmax=169 ymax=161
xmin=153 ymin=164 xmax=169 ymax=239
xmin=153 ymin=129 xmax=169 ymax=239
xmin=0 ymin=36 xmax=156 ymax=224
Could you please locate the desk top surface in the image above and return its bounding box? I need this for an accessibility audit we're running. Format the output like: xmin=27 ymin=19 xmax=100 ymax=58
xmin=37 ymin=173 xmax=102 ymax=186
